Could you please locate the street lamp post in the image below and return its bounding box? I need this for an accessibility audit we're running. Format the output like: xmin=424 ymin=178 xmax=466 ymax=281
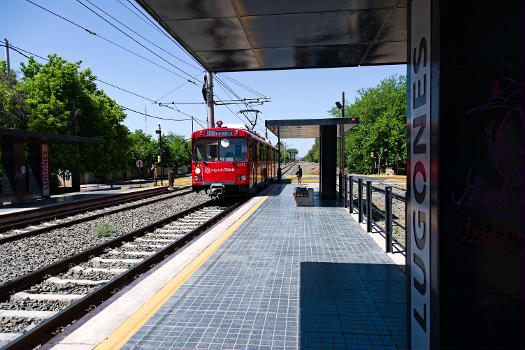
xmin=156 ymin=123 xmax=162 ymax=186
xmin=73 ymin=107 xmax=82 ymax=192
xmin=335 ymin=92 xmax=345 ymax=202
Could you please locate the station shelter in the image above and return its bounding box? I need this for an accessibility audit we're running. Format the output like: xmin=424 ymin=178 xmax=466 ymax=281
xmin=135 ymin=1 xmax=523 ymax=348
xmin=265 ymin=118 xmax=358 ymax=200
xmin=0 ymin=128 xmax=99 ymax=204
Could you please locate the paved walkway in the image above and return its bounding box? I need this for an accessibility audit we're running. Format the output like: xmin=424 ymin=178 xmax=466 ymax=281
xmin=121 ymin=184 xmax=407 ymax=350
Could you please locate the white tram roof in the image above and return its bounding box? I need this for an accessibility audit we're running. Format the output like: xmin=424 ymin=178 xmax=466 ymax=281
xmin=221 ymin=123 xmax=250 ymax=130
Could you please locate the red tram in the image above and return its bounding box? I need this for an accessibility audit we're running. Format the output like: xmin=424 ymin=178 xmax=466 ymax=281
xmin=191 ymin=121 xmax=278 ymax=198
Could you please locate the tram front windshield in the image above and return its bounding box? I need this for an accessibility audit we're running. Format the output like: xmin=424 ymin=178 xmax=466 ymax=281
xmin=219 ymin=138 xmax=247 ymax=162
xmin=193 ymin=138 xmax=218 ymax=162
xmin=193 ymin=138 xmax=248 ymax=162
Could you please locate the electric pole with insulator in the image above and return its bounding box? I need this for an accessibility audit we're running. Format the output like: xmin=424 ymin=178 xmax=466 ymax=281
xmin=156 ymin=123 xmax=162 ymax=186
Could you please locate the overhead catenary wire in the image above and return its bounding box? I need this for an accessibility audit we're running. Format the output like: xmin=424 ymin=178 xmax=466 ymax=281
xmin=123 ymin=0 xmax=203 ymax=68
xmin=24 ymin=0 xmax=199 ymax=84
xmin=154 ymin=81 xmax=191 ymax=102
xmin=0 ymin=44 xmax=31 ymax=60
xmin=83 ymin=0 xmax=203 ymax=74
xmin=23 ymin=0 xmax=270 ymax=125
xmin=214 ymin=74 xmax=267 ymax=127
xmin=6 ymin=40 xmax=269 ymax=138
xmin=118 ymin=104 xmax=191 ymax=121
xmin=114 ymin=0 xmax=158 ymax=32
xmin=5 ymin=42 xmax=207 ymax=124
xmin=75 ymin=0 xmax=201 ymax=83
xmin=214 ymin=77 xmax=263 ymax=129
xmin=219 ymin=73 xmax=267 ymax=99
xmin=22 ymin=0 xmax=270 ymax=123
xmin=213 ymin=91 xmax=250 ymax=125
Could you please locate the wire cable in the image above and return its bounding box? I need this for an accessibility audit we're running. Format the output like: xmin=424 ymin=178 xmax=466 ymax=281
xmin=123 ymin=0 xmax=203 ymax=67
xmin=154 ymin=81 xmax=190 ymax=102
xmin=24 ymin=0 xmax=198 ymax=84
xmin=85 ymin=0 xmax=203 ymax=73
xmin=114 ymin=0 xmax=158 ymax=32
xmin=118 ymin=104 xmax=192 ymax=121
xmin=219 ymin=73 xmax=267 ymax=98
xmin=7 ymin=41 xmax=206 ymax=123
xmin=76 ymin=0 xmax=201 ymax=82
xmin=1 ymin=44 xmax=31 ymax=60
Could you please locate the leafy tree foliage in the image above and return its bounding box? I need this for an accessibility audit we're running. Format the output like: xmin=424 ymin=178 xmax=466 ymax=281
xmin=128 ymin=129 xmax=158 ymax=168
xmin=337 ymin=75 xmax=406 ymax=174
xmin=163 ymin=133 xmax=190 ymax=170
xmin=128 ymin=130 xmax=190 ymax=171
xmin=2 ymin=54 xmax=192 ymax=189
xmin=276 ymin=143 xmax=298 ymax=162
xmin=303 ymin=75 xmax=407 ymax=173
xmin=0 ymin=61 xmax=27 ymax=128
xmin=19 ymin=55 xmax=130 ymax=179
xmin=303 ymin=138 xmax=320 ymax=162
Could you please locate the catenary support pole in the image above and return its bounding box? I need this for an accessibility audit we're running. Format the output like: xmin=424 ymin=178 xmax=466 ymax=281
xmin=206 ymin=71 xmax=214 ymax=128
xmin=4 ymin=39 xmax=10 ymax=72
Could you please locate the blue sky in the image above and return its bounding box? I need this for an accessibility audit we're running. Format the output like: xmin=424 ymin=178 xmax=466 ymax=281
xmin=2 ymin=0 xmax=406 ymax=157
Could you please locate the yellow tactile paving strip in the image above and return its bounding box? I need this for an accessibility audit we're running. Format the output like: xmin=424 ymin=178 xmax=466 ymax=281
xmin=94 ymin=187 xmax=275 ymax=350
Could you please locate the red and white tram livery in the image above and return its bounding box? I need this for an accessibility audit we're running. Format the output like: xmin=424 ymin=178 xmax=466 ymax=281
xmin=191 ymin=122 xmax=278 ymax=198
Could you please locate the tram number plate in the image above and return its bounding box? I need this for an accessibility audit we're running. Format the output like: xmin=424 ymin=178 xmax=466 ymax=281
xmin=205 ymin=130 xmax=233 ymax=136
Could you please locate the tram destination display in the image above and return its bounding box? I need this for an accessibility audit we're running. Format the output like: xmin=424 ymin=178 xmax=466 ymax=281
xmin=205 ymin=130 xmax=233 ymax=137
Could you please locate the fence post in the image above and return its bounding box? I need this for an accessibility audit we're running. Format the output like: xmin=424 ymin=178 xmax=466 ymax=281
xmin=349 ymin=176 xmax=353 ymax=213
xmin=366 ymin=180 xmax=372 ymax=232
xmin=338 ymin=172 xmax=343 ymax=202
xmin=344 ymin=175 xmax=348 ymax=208
xmin=385 ymin=186 xmax=393 ymax=253
xmin=358 ymin=179 xmax=363 ymax=223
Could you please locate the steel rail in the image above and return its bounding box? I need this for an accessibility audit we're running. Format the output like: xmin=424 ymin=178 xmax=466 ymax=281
xmin=0 ymin=187 xmax=191 ymax=244
xmin=0 ymin=186 xmax=170 ymax=226
xmin=0 ymin=198 xmax=245 ymax=350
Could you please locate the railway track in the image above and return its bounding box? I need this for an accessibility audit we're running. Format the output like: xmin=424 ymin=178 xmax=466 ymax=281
xmin=0 ymin=186 xmax=191 ymax=245
xmin=280 ymin=162 xmax=297 ymax=175
xmin=0 ymin=187 xmax=170 ymax=226
xmin=0 ymin=198 xmax=245 ymax=349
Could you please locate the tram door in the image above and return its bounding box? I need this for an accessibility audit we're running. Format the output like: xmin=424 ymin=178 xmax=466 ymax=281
xmin=250 ymin=141 xmax=257 ymax=188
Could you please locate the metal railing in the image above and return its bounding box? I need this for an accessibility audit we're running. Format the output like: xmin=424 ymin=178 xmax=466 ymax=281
xmin=343 ymin=175 xmax=406 ymax=255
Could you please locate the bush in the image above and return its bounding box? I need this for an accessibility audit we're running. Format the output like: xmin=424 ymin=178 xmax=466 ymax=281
xmin=94 ymin=221 xmax=115 ymax=238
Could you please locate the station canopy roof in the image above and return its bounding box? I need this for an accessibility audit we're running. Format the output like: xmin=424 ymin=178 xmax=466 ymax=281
xmin=136 ymin=0 xmax=407 ymax=72
xmin=265 ymin=118 xmax=359 ymax=138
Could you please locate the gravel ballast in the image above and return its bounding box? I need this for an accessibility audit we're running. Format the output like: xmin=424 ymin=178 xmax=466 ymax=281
xmin=0 ymin=191 xmax=208 ymax=284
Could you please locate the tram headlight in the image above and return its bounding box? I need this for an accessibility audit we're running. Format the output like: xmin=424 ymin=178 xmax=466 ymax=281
xmin=240 ymin=175 xmax=246 ymax=181
xmin=193 ymin=175 xmax=201 ymax=182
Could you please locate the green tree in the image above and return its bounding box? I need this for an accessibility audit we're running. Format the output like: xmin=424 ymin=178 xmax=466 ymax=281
xmin=303 ymin=138 xmax=320 ymax=162
xmin=328 ymin=75 xmax=406 ymax=174
xmin=287 ymin=148 xmax=299 ymax=161
xmin=163 ymin=133 xmax=190 ymax=170
xmin=128 ymin=129 xmax=157 ymax=169
xmin=0 ymin=61 xmax=27 ymax=128
xmin=19 ymin=55 xmax=130 ymax=182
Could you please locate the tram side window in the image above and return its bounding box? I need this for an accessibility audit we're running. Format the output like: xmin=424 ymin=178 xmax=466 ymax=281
xmin=193 ymin=138 xmax=218 ymax=162
xmin=220 ymin=138 xmax=247 ymax=162
xmin=259 ymin=144 xmax=263 ymax=161
xmin=249 ymin=141 xmax=255 ymax=161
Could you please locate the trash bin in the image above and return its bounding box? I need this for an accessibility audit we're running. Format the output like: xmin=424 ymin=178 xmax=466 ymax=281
xmin=293 ymin=186 xmax=314 ymax=206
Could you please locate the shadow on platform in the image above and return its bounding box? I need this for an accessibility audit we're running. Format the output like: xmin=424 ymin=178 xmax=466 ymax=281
xmin=300 ymin=262 xmax=407 ymax=350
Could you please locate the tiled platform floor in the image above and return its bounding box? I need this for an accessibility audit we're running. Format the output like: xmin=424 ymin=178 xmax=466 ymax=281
xmin=122 ymin=184 xmax=407 ymax=350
